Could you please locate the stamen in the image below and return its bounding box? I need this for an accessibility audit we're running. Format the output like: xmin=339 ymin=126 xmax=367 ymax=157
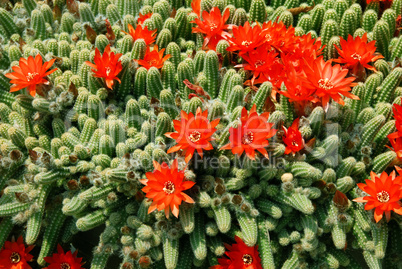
xmin=188 ymin=131 xmax=201 ymax=143
xmin=318 ymin=78 xmax=334 ymax=90
xmin=376 ymin=191 xmax=390 ymax=203
xmin=163 ymin=181 xmax=175 ymax=194
xmin=10 ymin=252 xmax=21 ymax=264
xmin=242 ymin=254 xmax=253 ymax=265
xmin=242 ymin=131 xmax=254 ymax=145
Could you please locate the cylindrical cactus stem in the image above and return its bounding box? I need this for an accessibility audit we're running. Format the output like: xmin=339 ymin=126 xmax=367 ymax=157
xmin=90 ymin=249 xmax=112 ymax=269
xmin=372 ymin=151 xmax=397 ymax=174
xmin=297 ymin=14 xmax=313 ymax=32
xmin=226 ymin=85 xmax=244 ymax=113
xmin=161 ymin=61 xmax=176 ymax=92
xmin=213 ymin=205 xmax=231 ymax=233
xmin=237 ymin=212 xmax=258 ymax=247
xmin=190 ymin=213 xmax=207 ymax=260
xmin=371 ymin=221 xmax=388 ymax=259
xmin=232 ymin=8 xmax=248 ymax=26
xmin=311 ymin=4 xmax=325 ymax=32
xmin=374 ymin=59 xmax=391 ymax=77
xmin=146 ymin=67 xmax=164 ymax=99
xmin=31 ymin=10 xmax=47 ymax=40
xmin=340 ymin=9 xmax=357 ymax=40
xmin=256 ymin=217 xmax=275 ymax=269
xmin=132 ymin=67 xmax=147 ymax=98
xmin=0 ymin=217 xmax=13 ymax=248
xmin=373 ymin=120 xmax=396 ymax=156
xmin=282 ymin=250 xmax=300 ymax=269
xmin=362 ymin=9 xmax=378 ymax=32
xmin=256 ymin=198 xmax=283 ymax=219
xmin=381 ymin=9 xmax=396 ymax=37
xmin=79 ymin=2 xmax=95 ymax=25
xmin=364 ymin=72 xmax=383 ymax=105
xmin=321 ymin=19 xmax=339 ymax=59
xmin=95 ymin=35 xmax=110 ymax=53
xmin=155 ymin=112 xmax=172 ymax=137
xmin=359 ymin=115 xmax=385 ymax=150
xmin=203 ymin=50 xmax=219 ymax=99
xmin=0 ymin=8 xmax=19 ymax=38
xmin=76 ymin=210 xmax=107 ymax=232
xmin=375 ymin=68 xmax=402 ymax=104
xmin=156 ymin=29 xmax=173 ymax=50
xmin=373 ymin=20 xmax=391 ymax=60
xmin=177 ymin=61 xmax=194 ymax=100
xmin=278 ymin=11 xmax=293 ymax=27
xmin=26 ymin=184 xmax=52 ymax=245
xmin=106 ymin=4 xmax=120 ymax=25
xmin=163 ymin=235 xmax=179 ymax=269
xmin=37 ymin=207 xmax=67 ymax=266
xmin=166 ymin=42 xmax=181 ymax=69
xmin=249 ymin=0 xmax=267 ymax=23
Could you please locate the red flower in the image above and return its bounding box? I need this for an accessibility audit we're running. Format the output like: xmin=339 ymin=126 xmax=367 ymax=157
xmin=5 ymin=54 xmax=57 ymax=97
xmin=136 ymin=45 xmax=171 ymax=70
xmin=165 ymin=108 xmax=220 ymax=163
xmin=238 ymin=45 xmax=283 ymax=86
xmin=280 ymin=54 xmax=318 ymax=108
xmin=226 ymin=22 xmax=265 ymax=55
xmin=220 ymin=104 xmax=276 ymax=160
xmin=387 ymin=136 xmax=402 ymax=158
xmin=353 ymin=171 xmax=402 ymax=222
xmin=191 ymin=0 xmax=201 ymax=17
xmin=0 ymin=236 xmax=34 ymax=269
xmin=140 ymin=159 xmax=196 ymax=218
xmin=138 ymin=12 xmax=152 ymax=25
xmin=210 ymin=236 xmax=262 ymax=269
xmin=282 ymin=118 xmax=305 ymax=155
xmin=334 ymin=34 xmax=383 ymax=75
xmin=388 ymin=103 xmax=402 ymax=139
xmin=261 ymin=21 xmax=299 ymax=54
xmin=296 ymin=33 xmax=324 ymax=58
xmin=85 ymin=44 xmax=123 ymax=89
xmin=44 ymin=245 xmax=84 ymax=269
xmin=302 ymin=57 xmax=358 ymax=109
xmin=191 ymin=7 xmax=231 ymax=50
xmin=123 ymin=24 xmax=156 ymax=45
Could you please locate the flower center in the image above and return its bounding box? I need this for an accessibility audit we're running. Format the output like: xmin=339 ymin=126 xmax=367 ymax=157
xmin=242 ymin=131 xmax=254 ymax=145
xmin=318 ymin=78 xmax=334 ymax=90
xmin=10 ymin=252 xmax=21 ymax=264
xmin=292 ymin=141 xmax=299 ymax=147
xmin=242 ymin=254 xmax=253 ymax=265
xmin=60 ymin=263 xmax=71 ymax=269
xmin=265 ymin=34 xmax=272 ymax=41
xmin=210 ymin=23 xmax=217 ymax=31
xmin=26 ymin=72 xmax=38 ymax=81
xmin=254 ymin=60 xmax=265 ymax=68
xmin=188 ymin=131 xmax=201 ymax=143
xmin=241 ymin=40 xmax=252 ymax=47
xmin=105 ymin=67 xmax=111 ymax=76
xmin=163 ymin=181 xmax=175 ymax=194
xmin=376 ymin=190 xmax=390 ymax=203
xmin=351 ymin=53 xmax=361 ymax=60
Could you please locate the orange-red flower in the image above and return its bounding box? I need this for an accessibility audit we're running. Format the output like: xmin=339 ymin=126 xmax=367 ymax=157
xmin=282 ymin=118 xmax=305 ymax=155
xmin=353 ymin=171 xmax=402 ymax=222
xmin=302 ymin=57 xmax=358 ymax=109
xmin=226 ymin=22 xmax=265 ymax=55
xmin=138 ymin=12 xmax=152 ymax=25
xmin=220 ymin=104 xmax=276 ymax=160
xmin=85 ymin=44 xmax=123 ymax=89
xmin=44 ymin=245 xmax=84 ymax=269
xmin=334 ymin=34 xmax=383 ymax=74
xmin=0 ymin=236 xmax=34 ymax=269
xmin=136 ymin=45 xmax=171 ymax=70
xmin=210 ymin=236 xmax=262 ymax=269
xmin=165 ymin=108 xmax=220 ymax=163
xmin=191 ymin=7 xmax=231 ymax=50
xmin=5 ymin=54 xmax=57 ymax=97
xmin=140 ymin=159 xmax=196 ymax=218
xmin=238 ymin=45 xmax=283 ymax=86
xmin=123 ymin=24 xmax=156 ymax=45
xmin=261 ymin=21 xmax=299 ymax=54
xmin=191 ymin=0 xmax=201 ymax=17
xmin=388 ymin=103 xmax=402 ymax=140
xmin=387 ymin=136 xmax=402 ymax=158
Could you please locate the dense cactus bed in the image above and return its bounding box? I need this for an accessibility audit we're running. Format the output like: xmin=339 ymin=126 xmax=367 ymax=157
xmin=0 ymin=0 xmax=402 ymax=268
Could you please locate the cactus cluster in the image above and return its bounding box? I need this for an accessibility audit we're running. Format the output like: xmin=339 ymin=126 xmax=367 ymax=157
xmin=0 ymin=0 xmax=402 ymax=268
